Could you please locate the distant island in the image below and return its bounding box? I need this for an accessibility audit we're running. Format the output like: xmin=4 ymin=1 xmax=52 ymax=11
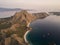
xmin=49 ymin=12 xmax=60 ymax=15
xmin=0 ymin=10 xmax=49 ymax=45
xmin=0 ymin=8 xmax=22 ymax=12
xmin=0 ymin=8 xmax=36 ymax=12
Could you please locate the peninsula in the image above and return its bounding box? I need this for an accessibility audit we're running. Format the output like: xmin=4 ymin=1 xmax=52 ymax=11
xmin=0 ymin=10 xmax=49 ymax=45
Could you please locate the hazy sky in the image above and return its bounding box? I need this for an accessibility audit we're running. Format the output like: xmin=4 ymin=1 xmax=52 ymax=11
xmin=0 ymin=0 xmax=60 ymax=10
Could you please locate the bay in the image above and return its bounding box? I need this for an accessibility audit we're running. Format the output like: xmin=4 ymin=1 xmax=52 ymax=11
xmin=26 ymin=15 xmax=60 ymax=45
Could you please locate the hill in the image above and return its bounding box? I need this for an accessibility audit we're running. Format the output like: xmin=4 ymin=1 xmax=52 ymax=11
xmin=0 ymin=10 xmax=49 ymax=45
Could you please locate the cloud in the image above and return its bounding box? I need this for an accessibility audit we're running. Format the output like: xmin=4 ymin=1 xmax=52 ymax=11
xmin=0 ymin=0 xmax=60 ymax=9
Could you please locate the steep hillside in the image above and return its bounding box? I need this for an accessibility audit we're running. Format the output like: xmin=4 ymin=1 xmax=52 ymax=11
xmin=12 ymin=10 xmax=36 ymax=28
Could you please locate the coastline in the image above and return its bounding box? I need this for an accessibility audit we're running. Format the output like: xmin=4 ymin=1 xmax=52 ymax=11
xmin=24 ymin=30 xmax=31 ymax=43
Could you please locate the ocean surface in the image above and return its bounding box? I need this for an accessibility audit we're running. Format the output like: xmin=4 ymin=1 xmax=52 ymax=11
xmin=26 ymin=15 xmax=60 ymax=45
xmin=0 ymin=11 xmax=16 ymax=18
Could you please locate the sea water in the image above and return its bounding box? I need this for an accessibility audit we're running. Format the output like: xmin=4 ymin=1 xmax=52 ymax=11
xmin=26 ymin=15 xmax=60 ymax=45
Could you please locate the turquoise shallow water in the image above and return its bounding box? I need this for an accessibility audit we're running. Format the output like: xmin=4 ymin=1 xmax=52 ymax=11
xmin=26 ymin=16 xmax=60 ymax=45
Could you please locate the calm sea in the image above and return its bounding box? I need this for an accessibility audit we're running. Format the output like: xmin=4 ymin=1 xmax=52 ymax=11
xmin=26 ymin=15 xmax=60 ymax=45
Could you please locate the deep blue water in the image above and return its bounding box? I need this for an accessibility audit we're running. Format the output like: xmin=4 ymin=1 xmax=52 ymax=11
xmin=26 ymin=15 xmax=60 ymax=45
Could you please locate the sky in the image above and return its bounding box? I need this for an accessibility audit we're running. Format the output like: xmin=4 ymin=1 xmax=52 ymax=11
xmin=0 ymin=0 xmax=60 ymax=10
